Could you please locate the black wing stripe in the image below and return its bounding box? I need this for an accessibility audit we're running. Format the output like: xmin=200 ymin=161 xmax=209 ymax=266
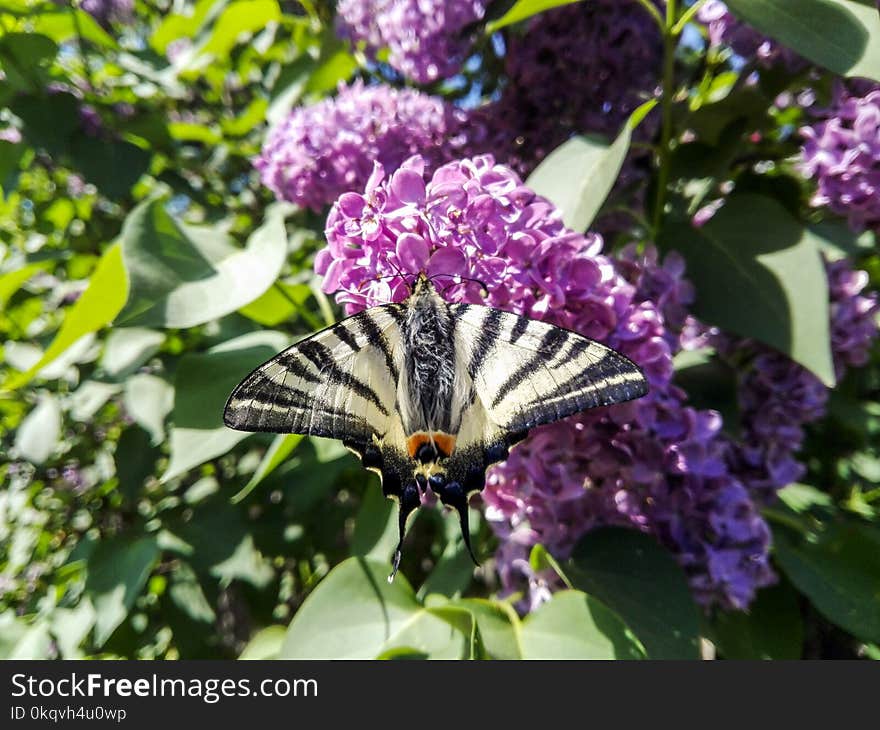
xmin=490 ymin=326 xmax=572 ymax=408
xmin=332 ymin=322 xmax=361 ymax=353
xmin=509 ymin=314 xmax=530 ymax=344
xmin=276 ymin=352 xmax=322 ymax=384
xmin=297 ymin=340 xmax=388 ymax=416
xmin=465 ymin=307 xmax=504 ymax=376
xmin=353 ymin=310 xmax=400 ymax=383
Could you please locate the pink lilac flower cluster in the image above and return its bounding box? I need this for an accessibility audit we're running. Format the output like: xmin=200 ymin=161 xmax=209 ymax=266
xmin=317 ymin=153 xmax=777 ymax=609
xmin=335 ymin=0 xmax=486 ymax=84
xmin=697 ymin=0 xmax=804 ymax=69
xmin=255 ymin=81 xmax=475 ymax=212
xmin=81 ymin=0 xmax=133 ymax=26
xmin=477 ymin=0 xmax=662 ymax=177
xmin=799 ymin=81 xmax=880 ymax=233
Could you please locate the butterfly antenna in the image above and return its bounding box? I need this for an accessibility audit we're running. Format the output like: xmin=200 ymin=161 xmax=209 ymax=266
xmin=431 ymin=273 xmax=490 ymax=298
xmin=388 ymin=483 xmax=421 ymax=582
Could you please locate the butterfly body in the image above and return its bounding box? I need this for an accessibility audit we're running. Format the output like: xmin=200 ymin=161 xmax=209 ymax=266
xmin=224 ymin=275 xmax=648 ymax=578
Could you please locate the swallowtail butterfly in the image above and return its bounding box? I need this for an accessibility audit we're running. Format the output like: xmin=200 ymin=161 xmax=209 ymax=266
xmin=224 ymin=275 xmax=648 ymax=579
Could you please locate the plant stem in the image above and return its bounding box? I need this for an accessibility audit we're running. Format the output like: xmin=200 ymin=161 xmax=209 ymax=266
xmin=651 ymin=0 xmax=678 ymax=235
xmin=673 ymin=0 xmax=709 ymax=35
xmin=761 ymin=507 xmax=811 ymax=536
xmin=69 ymin=3 xmax=97 ymax=91
xmin=632 ymin=0 xmax=665 ymax=33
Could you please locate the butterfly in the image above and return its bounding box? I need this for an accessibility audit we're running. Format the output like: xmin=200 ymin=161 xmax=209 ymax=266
xmin=224 ymin=275 xmax=648 ymax=580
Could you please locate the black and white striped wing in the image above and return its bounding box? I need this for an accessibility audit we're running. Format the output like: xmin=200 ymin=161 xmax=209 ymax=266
xmin=223 ymin=305 xmax=404 ymax=449
xmin=450 ymin=303 xmax=648 ymax=434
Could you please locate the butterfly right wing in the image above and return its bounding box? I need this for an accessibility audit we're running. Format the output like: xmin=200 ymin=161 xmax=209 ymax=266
xmin=437 ymin=302 xmax=648 ymax=496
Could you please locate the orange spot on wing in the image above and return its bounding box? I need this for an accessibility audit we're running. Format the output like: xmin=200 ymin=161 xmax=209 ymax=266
xmin=406 ymin=432 xmax=457 ymax=458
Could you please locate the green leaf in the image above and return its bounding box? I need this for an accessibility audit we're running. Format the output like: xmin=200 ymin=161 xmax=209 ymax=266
xmin=526 ymin=100 xmax=657 ymax=233
xmin=351 ymin=481 xmax=398 ymax=560
xmin=198 ymin=0 xmax=281 ymax=59
xmin=724 ymin=0 xmax=880 ymax=81
xmin=281 ymin=557 xmax=471 ymax=659
xmin=100 ymin=327 xmax=165 ymax=378
xmin=2 ymin=245 xmax=128 ymax=391
xmin=239 ymin=626 xmax=287 ymax=660
xmin=485 ymin=0 xmax=582 ymax=32
xmin=0 ymin=33 xmax=56 ymax=92
xmin=123 ymin=374 xmax=174 ymax=445
xmin=304 ymin=48 xmax=359 ymax=95
xmin=13 ymin=392 xmax=61 ymax=465
xmin=85 ymin=535 xmax=160 ymax=647
xmin=809 ymin=220 xmax=876 ymax=261
xmin=711 ymin=580 xmax=804 ymax=659
xmin=0 ymin=262 xmax=46 ymax=308
xmin=658 ymin=194 xmax=835 ymax=386
xmin=231 ymin=433 xmax=304 ymax=503
xmin=52 ymin=601 xmax=96 ymax=659
xmin=773 ymin=520 xmax=880 ymax=643
xmin=520 ymin=590 xmax=646 ymax=659
xmin=452 ymin=598 xmax=523 ymax=660
xmin=566 ymin=528 xmax=701 ymax=659
xmin=162 ymin=331 xmax=290 ymax=482
xmin=115 ymin=201 xmax=288 ymax=329
xmin=69 ymin=136 xmax=151 ymax=199
xmin=30 ymin=8 xmax=117 ymax=49
xmin=777 ymin=483 xmax=834 ymax=513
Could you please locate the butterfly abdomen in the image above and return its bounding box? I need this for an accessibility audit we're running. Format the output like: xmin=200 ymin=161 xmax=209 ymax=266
xmin=400 ymin=291 xmax=460 ymax=434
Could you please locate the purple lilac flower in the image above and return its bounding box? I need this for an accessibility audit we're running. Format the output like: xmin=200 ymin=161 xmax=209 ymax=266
xmin=799 ymin=81 xmax=880 ymax=233
xmin=474 ymin=0 xmax=662 ymax=178
xmin=319 ymin=153 xmax=776 ymax=609
xmin=81 ymin=0 xmax=133 ymax=26
xmin=0 ymin=127 xmax=21 ymax=144
xmin=697 ymin=0 xmax=805 ymax=69
xmin=256 ymin=81 xmax=473 ymax=212
xmin=335 ymin=0 xmax=486 ymax=84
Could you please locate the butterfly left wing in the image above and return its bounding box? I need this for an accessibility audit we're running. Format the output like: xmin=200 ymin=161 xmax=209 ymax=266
xmin=224 ymin=303 xmax=406 ymax=458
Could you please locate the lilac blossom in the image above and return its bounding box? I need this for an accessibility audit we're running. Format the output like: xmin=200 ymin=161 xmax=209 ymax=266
xmin=81 ymin=0 xmax=133 ymax=26
xmin=697 ymin=0 xmax=804 ymax=69
xmin=474 ymin=0 xmax=662 ymax=178
xmin=335 ymin=0 xmax=486 ymax=83
xmin=256 ymin=81 xmax=473 ymax=211
xmin=799 ymin=81 xmax=880 ymax=233
xmin=318 ymin=153 xmax=776 ymax=609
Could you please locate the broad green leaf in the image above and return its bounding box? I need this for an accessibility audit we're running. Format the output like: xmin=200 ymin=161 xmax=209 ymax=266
xmin=281 ymin=557 xmax=470 ymax=659
xmin=221 ymin=98 xmax=269 ymax=137
xmin=711 ymin=581 xmax=804 ymax=660
xmin=2 ymin=245 xmax=128 ymax=391
xmin=0 ymin=262 xmax=46 ymax=307
xmin=85 ymin=535 xmax=160 ymax=647
xmin=70 ymin=381 xmax=121 ymax=422
xmin=777 ymin=483 xmax=834 ymax=513
xmin=0 ymin=139 xmax=24 ymax=194
xmin=13 ymin=393 xmax=61 ymax=464
xmin=350 ymin=481 xmax=398 ymax=560
xmin=485 ymin=0 xmax=582 ymax=32
xmin=198 ymin=0 xmax=281 ymax=59
xmin=210 ymin=534 xmax=273 ymax=588
xmin=231 ymin=433 xmax=304 ymax=503
xmin=809 ymin=220 xmax=876 ymax=261
xmin=566 ymin=528 xmax=701 ymax=659
xmin=168 ymin=564 xmax=216 ymax=624
xmin=123 ymin=374 xmax=174 ymax=445
xmin=239 ymin=626 xmax=287 ymax=660
xmin=69 ymin=136 xmax=151 ymax=199
xmin=6 ymin=621 xmax=52 ymax=659
xmin=162 ymin=331 xmax=289 ymax=482
xmin=238 ymin=282 xmax=301 ymax=326
xmin=452 ymin=598 xmax=523 ymax=660
xmin=659 ymin=194 xmax=835 ymax=386
xmin=418 ymin=535 xmax=477 ymax=601
xmin=115 ymin=201 xmax=288 ymax=329
xmin=0 ymin=32 xmax=56 ymax=91
xmin=724 ymin=0 xmax=880 ymax=81
xmin=30 ymin=8 xmax=117 ymax=49
xmin=773 ymin=520 xmax=880 ymax=643
xmin=99 ymin=327 xmax=165 ymax=378
xmin=520 ymin=590 xmax=646 ymax=659
xmin=150 ymin=0 xmax=226 ymax=53
xmin=304 ymin=49 xmax=358 ymax=95
xmin=51 ymin=601 xmax=96 ymax=659
xmin=526 ymin=100 xmax=657 ymax=233
xmin=168 ymin=122 xmax=222 ymax=145
xmin=0 ymin=612 xmax=29 ymax=658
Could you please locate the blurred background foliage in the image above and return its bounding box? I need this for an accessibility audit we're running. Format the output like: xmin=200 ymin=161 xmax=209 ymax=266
xmin=0 ymin=0 xmax=878 ymax=660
